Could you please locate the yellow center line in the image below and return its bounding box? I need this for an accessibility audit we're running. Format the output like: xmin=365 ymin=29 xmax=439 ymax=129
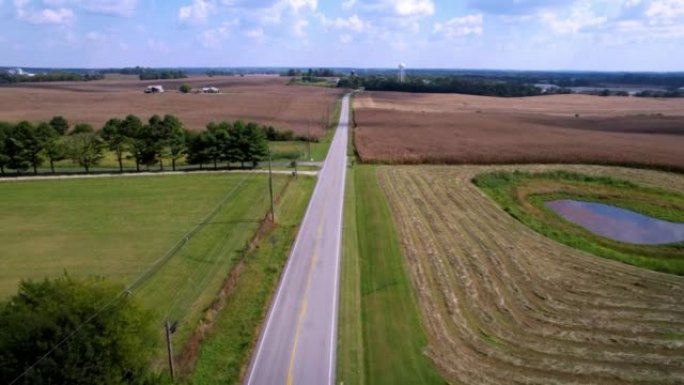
xmin=286 ymin=190 xmax=329 ymax=385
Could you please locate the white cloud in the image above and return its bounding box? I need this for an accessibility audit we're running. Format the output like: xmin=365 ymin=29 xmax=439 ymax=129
xmin=393 ymin=0 xmax=434 ymax=17
xmin=342 ymin=0 xmax=356 ymax=10
xmin=15 ymin=2 xmax=75 ymax=25
xmin=292 ymin=18 xmax=309 ymax=36
xmin=433 ymin=14 xmax=483 ymax=38
xmin=147 ymin=38 xmax=170 ymax=53
xmin=179 ymin=0 xmax=214 ymax=25
xmin=199 ymin=19 xmax=238 ymax=47
xmin=287 ymin=0 xmax=316 ymax=12
xmin=244 ymin=27 xmax=264 ymax=38
xmin=42 ymin=0 xmax=138 ymax=16
xmin=540 ymin=1 xmax=607 ymax=34
xmin=646 ymin=0 xmax=684 ymax=19
xmin=85 ymin=31 xmax=106 ymax=43
xmin=321 ymin=14 xmax=369 ymax=32
xmin=339 ymin=33 xmax=353 ymax=43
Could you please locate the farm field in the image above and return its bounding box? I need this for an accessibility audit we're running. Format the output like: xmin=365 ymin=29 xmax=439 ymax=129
xmin=0 ymin=75 xmax=342 ymax=137
xmin=353 ymin=92 xmax=684 ymax=170
xmin=375 ymin=164 xmax=684 ymax=385
xmin=0 ymin=172 xmax=311 ymax=365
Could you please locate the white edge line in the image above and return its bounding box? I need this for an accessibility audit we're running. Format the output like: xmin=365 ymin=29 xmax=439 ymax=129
xmin=328 ymin=96 xmax=349 ymax=385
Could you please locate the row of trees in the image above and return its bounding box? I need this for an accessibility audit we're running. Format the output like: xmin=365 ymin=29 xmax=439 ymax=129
xmin=0 ymin=72 xmax=104 ymax=84
xmin=0 ymin=114 xmax=275 ymax=175
xmin=338 ymin=75 xmax=543 ymax=97
xmin=101 ymin=67 xmax=188 ymax=81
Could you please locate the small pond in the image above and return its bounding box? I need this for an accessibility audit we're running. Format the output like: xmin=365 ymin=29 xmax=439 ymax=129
xmin=545 ymin=200 xmax=684 ymax=245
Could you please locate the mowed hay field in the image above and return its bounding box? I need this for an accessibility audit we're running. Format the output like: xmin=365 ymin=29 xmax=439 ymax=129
xmin=377 ymin=165 xmax=684 ymax=385
xmin=354 ymin=92 xmax=684 ymax=170
xmin=0 ymin=75 xmax=342 ymax=137
xmin=0 ymin=173 xmax=303 ymax=355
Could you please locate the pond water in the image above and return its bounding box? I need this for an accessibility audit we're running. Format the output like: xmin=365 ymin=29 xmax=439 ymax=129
xmin=545 ymin=200 xmax=684 ymax=245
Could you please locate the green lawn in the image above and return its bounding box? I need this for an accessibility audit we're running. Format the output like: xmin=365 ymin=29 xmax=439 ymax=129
xmin=190 ymin=176 xmax=315 ymax=385
xmin=0 ymin=173 xmax=296 ymax=359
xmin=338 ymin=165 xmax=444 ymax=385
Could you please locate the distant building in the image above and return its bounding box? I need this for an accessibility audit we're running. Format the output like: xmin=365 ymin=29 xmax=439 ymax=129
xmin=144 ymin=85 xmax=164 ymax=93
xmin=7 ymin=68 xmax=35 ymax=77
xmin=202 ymin=86 xmax=220 ymax=93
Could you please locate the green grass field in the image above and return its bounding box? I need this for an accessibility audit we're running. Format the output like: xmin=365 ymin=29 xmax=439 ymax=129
xmin=190 ymin=176 xmax=315 ymax=385
xmin=0 ymin=172 xmax=304 ymax=360
xmin=473 ymin=170 xmax=684 ymax=275
xmin=337 ymin=165 xmax=444 ymax=385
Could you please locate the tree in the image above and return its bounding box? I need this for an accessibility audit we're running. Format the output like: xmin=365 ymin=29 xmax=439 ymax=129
xmin=0 ymin=276 xmax=157 ymax=385
xmin=36 ymin=122 xmax=65 ymax=174
xmin=71 ymin=123 xmax=94 ymax=135
xmin=14 ymin=121 xmax=43 ymax=175
xmin=186 ymin=131 xmax=210 ymax=169
xmin=101 ymin=118 xmax=127 ymax=173
xmin=66 ymin=132 xmax=104 ymax=173
xmin=178 ymin=83 xmax=192 ymax=94
xmin=244 ymin=122 xmax=268 ymax=167
xmin=0 ymin=122 xmax=11 ymax=175
xmin=164 ymin=115 xmax=187 ymax=171
xmin=121 ymin=115 xmax=144 ymax=172
xmin=49 ymin=116 xmax=69 ymax=135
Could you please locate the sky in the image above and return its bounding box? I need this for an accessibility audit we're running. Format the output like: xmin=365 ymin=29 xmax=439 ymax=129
xmin=1 ymin=0 xmax=683 ymax=71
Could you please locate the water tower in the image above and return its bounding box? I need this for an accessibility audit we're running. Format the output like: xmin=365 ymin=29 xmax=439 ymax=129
xmin=398 ymin=63 xmax=406 ymax=83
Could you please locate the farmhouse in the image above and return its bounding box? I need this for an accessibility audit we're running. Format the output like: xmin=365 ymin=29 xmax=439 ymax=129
xmin=202 ymin=86 xmax=220 ymax=93
xmin=144 ymin=85 xmax=164 ymax=93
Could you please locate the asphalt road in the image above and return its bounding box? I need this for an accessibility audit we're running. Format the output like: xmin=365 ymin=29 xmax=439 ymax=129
xmin=245 ymin=94 xmax=350 ymax=385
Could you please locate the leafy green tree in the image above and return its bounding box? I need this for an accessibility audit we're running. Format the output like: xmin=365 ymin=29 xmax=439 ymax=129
xmin=49 ymin=116 xmax=69 ymax=135
xmin=0 ymin=276 xmax=157 ymax=385
xmin=14 ymin=121 xmax=43 ymax=175
xmin=101 ymin=118 xmax=128 ymax=173
xmin=244 ymin=122 xmax=268 ymax=167
xmin=36 ymin=122 xmax=66 ymax=174
xmin=71 ymin=123 xmax=94 ymax=135
xmin=164 ymin=115 xmax=187 ymax=171
xmin=178 ymin=83 xmax=192 ymax=93
xmin=0 ymin=122 xmax=12 ymax=175
xmin=121 ymin=115 xmax=144 ymax=172
xmin=66 ymin=132 xmax=104 ymax=173
xmin=186 ymin=131 xmax=211 ymax=169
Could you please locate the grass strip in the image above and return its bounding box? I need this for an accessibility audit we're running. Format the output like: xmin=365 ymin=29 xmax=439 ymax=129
xmin=189 ymin=176 xmax=315 ymax=385
xmin=341 ymin=165 xmax=444 ymax=385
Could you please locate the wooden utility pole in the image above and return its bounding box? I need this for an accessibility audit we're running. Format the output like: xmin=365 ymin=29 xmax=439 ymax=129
xmin=165 ymin=320 xmax=175 ymax=382
xmin=268 ymin=147 xmax=275 ymax=223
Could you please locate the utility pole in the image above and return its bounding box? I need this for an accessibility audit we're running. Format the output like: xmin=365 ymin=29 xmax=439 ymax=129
xmin=165 ymin=320 xmax=175 ymax=382
xmin=268 ymin=147 xmax=275 ymax=223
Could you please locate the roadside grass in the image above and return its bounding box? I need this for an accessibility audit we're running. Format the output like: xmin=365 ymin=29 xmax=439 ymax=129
xmin=473 ymin=170 xmax=684 ymax=275
xmin=0 ymin=173 xmax=291 ymax=359
xmin=338 ymin=165 xmax=444 ymax=385
xmin=189 ymin=176 xmax=315 ymax=385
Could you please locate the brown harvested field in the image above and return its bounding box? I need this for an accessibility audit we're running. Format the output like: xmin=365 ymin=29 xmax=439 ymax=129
xmin=354 ymin=92 xmax=684 ymax=170
xmin=0 ymin=75 xmax=342 ymax=137
xmin=378 ymin=164 xmax=684 ymax=385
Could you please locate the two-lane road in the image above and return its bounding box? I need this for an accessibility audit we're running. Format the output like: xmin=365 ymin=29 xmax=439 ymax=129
xmin=245 ymin=94 xmax=350 ymax=385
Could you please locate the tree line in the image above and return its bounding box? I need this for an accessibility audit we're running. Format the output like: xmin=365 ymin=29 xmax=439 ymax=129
xmin=0 ymin=115 xmax=285 ymax=176
xmin=0 ymin=72 xmax=104 ymax=84
xmin=338 ymin=75 xmax=543 ymax=97
xmin=101 ymin=67 xmax=188 ymax=81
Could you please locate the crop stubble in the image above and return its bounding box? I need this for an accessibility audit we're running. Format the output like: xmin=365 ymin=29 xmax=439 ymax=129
xmin=355 ymin=92 xmax=684 ymax=170
xmin=377 ymin=164 xmax=684 ymax=385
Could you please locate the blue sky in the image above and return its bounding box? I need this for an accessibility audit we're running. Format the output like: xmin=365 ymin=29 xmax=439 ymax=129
xmin=1 ymin=0 xmax=683 ymax=71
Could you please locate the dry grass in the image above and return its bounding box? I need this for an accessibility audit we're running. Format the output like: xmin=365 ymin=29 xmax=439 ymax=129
xmin=354 ymin=92 xmax=684 ymax=170
xmin=0 ymin=75 xmax=342 ymax=137
xmin=378 ymin=164 xmax=684 ymax=385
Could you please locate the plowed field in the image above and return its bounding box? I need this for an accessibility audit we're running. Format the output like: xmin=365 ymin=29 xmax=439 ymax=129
xmin=355 ymin=92 xmax=684 ymax=170
xmin=377 ymin=165 xmax=684 ymax=385
xmin=0 ymin=76 xmax=342 ymax=137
